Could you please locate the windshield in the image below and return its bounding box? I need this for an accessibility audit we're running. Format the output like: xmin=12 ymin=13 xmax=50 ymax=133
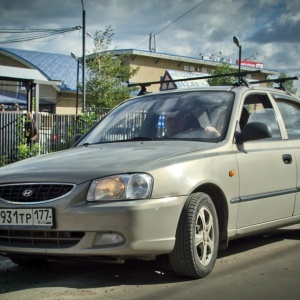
xmin=78 ymin=90 xmax=234 ymax=145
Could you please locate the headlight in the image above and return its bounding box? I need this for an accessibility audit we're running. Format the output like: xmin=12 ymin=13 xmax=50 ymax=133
xmin=87 ymin=173 xmax=153 ymax=201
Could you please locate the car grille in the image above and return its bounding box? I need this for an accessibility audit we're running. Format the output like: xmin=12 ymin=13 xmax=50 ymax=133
xmin=0 ymin=230 xmax=84 ymax=248
xmin=0 ymin=184 xmax=74 ymax=203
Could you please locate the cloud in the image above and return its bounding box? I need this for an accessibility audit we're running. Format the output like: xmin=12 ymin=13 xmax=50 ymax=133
xmin=0 ymin=0 xmax=299 ymax=94
xmin=249 ymin=12 xmax=300 ymax=44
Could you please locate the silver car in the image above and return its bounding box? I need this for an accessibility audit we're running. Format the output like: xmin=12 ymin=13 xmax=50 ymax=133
xmin=1 ymin=76 xmax=300 ymax=279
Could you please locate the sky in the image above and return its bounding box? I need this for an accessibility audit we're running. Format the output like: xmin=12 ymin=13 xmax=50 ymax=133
xmin=0 ymin=0 xmax=299 ymax=93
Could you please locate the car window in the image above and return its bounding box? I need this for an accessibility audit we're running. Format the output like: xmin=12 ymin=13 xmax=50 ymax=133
xmin=78 ymin=91 xmax=234 ymax=145
xmin=275 ymin=99 xmax=300 ymax=139
xmin=240 ymin=94 xmax=281 ymax=140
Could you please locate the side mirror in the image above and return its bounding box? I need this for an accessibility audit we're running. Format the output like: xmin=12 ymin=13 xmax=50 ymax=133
xmin=235 ymin=122 xmax=272 ymax=144
xmin=69 ymin=133 xmax=82 ymax=148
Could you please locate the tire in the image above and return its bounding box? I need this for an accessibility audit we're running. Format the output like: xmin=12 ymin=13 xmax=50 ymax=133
xmin=8 ymin=254 xmax=48 ymax=266
xmin=169 ymin=192 xmax=219 ymax=279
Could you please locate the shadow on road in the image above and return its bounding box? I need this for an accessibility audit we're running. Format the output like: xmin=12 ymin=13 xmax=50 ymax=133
xmin=0 ymin=225 xmax=299 ymax=294
xmin=218 ymin=225 xmax=300 ymax=258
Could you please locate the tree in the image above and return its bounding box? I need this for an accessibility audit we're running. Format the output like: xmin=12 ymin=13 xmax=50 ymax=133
xmin=267 ymin=72 xmax=298 ymax=95
xmin=86 ymin=26 xmax=139 ymax=108
xmin=207 ymin=63 xmax=236 ymax=86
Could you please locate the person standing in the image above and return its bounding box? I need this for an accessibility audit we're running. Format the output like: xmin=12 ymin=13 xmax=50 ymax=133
xmin=24 ymin=112 xmax=37 ymax=145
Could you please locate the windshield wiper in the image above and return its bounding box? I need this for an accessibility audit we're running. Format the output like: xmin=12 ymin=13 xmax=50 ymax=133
xmin=131 ymin=137 xmax=153 ymax=141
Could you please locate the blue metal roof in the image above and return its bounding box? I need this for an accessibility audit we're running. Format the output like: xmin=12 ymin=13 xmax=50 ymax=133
xmin=0 ymin=47 xmax=78 ymax=91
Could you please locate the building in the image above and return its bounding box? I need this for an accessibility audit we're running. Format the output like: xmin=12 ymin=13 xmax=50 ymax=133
xmin=0 ymin=47 xmax=78 ymax=114
xmin=116 ymin=49 xmax=277 ymax=93
xmin=0 ymin=47 xmax=278 ymax=114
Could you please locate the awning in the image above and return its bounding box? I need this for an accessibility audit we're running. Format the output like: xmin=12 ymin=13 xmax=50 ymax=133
xmin=0 ymin=65 xmax=61 ymax=112
xmin=0 ymin=65 xmax=61 ymax=85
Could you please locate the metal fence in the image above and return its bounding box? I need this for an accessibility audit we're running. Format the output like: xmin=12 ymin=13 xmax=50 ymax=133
xmin=0 ymin=108 xmax=110 ymax=165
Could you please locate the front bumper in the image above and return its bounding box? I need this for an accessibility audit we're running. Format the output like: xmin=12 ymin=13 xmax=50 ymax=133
xmin=0 ymin=190 xmax=186 ymax=259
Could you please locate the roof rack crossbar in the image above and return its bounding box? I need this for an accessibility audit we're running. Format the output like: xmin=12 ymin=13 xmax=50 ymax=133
xmin=251 ymin=76 xmax=299 ymax=85
xmin=128 ymin=70 xmax=261 ymax=88
xmin=251 ymin=76 xmax=298 ymax=95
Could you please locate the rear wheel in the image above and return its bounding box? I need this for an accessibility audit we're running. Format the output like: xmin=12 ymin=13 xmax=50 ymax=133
xmin=169 ymin=192 xmax=219 ymax=278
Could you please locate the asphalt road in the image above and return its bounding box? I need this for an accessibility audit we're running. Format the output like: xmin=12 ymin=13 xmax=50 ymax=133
xmin=0 ymin=224 xmax=299 ymax=300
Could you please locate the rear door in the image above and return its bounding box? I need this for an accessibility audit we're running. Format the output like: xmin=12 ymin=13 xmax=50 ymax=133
xmin=236 ymin=92 xmax=296 ymax=228
xmin=272 ymin=93 xmax=300 ymax=216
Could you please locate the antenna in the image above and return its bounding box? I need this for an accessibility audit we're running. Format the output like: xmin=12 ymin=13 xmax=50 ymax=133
xmin=245 ymin=51 xmax=260 ymax=60
xmin=221 ymin=53 xmax=234 ymax=59
xmin=254 ymin=55 xmax=267 ymax=61
xmin=211 ymin=51 xmax=222 ymax=57
xmin=149 ymin=33 xmax=156 ymax=52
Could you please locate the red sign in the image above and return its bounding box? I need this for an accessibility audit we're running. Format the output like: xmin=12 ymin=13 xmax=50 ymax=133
xmin=236 ymin=60 xmax=263 ymax=69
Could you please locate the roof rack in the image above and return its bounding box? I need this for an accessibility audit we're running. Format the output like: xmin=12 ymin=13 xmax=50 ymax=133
xmin=128 ymin=70 xmax=261 ymax=95
xmin=251 ymin=76 xmax=298 ymax=85
xmin=251 ymin=76 xmax=299 ymax=95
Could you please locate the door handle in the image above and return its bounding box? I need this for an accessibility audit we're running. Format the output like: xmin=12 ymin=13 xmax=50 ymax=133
xmin=282 ymin=154 xmax=292 ymax=164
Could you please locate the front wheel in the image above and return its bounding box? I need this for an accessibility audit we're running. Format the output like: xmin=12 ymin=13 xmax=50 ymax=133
xmin=169 ymin=192 xmax=219 ymax=279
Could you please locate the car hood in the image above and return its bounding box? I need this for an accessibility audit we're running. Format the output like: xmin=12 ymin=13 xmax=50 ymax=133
xmin=0 ymin=141 xmax=216 ymax=184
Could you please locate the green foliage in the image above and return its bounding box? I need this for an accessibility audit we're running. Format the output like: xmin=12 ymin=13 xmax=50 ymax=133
xmin=267 ymin=72 xmax=298 ymax=95
xmin=86 ymin=25 xmax=139 ymax=108
xmin=0 ymin=156 xmax=9 ymax=167
xmin=208 ymin=63 xmax=236 ymax=86
xmin=15 ymin=143 xmax=40 ymax=161
xmin=75 ymin=112 xmax=99 ymax=134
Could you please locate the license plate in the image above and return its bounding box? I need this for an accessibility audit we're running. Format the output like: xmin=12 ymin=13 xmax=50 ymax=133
xmin=0 ymin=208 xmax=54 ymax=228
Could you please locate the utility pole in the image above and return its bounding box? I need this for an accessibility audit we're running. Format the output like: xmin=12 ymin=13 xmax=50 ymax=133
xmin=81 ymin=0 xmax=86 ymax=113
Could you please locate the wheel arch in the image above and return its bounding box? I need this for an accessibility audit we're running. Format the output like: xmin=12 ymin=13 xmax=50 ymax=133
xmin=193 ymin=183 xmax=229 ymax=250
